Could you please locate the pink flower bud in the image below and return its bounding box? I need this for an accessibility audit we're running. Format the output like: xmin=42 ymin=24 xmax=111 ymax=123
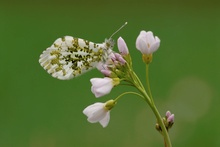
xmin=167 ymin=114 xmax=174 ymax=124
xmin=166 ymin=111 xmax=172 ymax=118
xmin=117 ymin=37 xmax=129 ymax=55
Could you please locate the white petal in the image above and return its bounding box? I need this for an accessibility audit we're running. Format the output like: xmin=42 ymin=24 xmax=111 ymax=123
xmin=90 ymin=77 xmax=113 ymax=98
xmin=150 ymin=38 xmax=160 ymax=53
xmin=136 ymin=37 xmax=150 ymax=54
xmin=88 ymin=108 xmax=107 ymax=123
xmin=99 ymin=111 xmax=110 ymax=128
xmin=83 ymin=103 xmax=104 ymax=117
xmin=145 ymin=31 xmax=155 ymax=45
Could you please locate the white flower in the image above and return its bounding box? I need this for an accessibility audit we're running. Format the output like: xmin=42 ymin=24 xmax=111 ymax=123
xmin=90 ymin=77 xmax=119 ymax=98
xmin=136 ymin=31 xmax=160 ymax=54
xmin=83 ymin=100 xmax=116 ymax=128
xmin=117 ymin=37 xmax=129 ymax=55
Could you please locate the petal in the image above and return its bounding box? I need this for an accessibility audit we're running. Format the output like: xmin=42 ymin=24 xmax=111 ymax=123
xmin=90 ymin=78 xmax=102 ymax=86
xmin=88 ymin=108 xmax=107 ymax=123
xmin=139 ymin=30 xmax=148 ymax=38
xmin=150 ymin=37 xmax=160 ymax=53
xmin=90 ymin=77 xmax=113 ymax=98
xmin=99 ymin=111 xmax=110 ymax=127
xmin=136 ymin=37 xmax=150 ymax=54
xmin=91 ymin=77 xmax=112 ymax=87
xmin=83 ymin=103 xmax=104 ymax=117
xmin=145 ymin=31 xmax=155 ymax=45
xmin=136 ymin=32 xmax=149 ymax=52
xmin=93 ymin=84 xmax=113 ymax=98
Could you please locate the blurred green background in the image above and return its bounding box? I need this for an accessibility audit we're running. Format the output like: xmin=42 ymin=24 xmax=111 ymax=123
xmin=1 ymin=0 xmax=220 ymax=146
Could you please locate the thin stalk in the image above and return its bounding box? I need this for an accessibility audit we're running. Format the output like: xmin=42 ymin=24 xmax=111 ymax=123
xmin=145 ymin=64 xmax=172 ymax=147
xmin=146 ymin=64 xmax=153 ymax=101
xmin=137 ymin=87 xmax=172 ymax=147
xmin=114 ymin=91 xmax=144 ymax=102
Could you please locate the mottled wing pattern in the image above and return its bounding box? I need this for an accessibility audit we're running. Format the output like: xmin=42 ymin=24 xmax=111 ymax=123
xmin=39 ymin=36 xmax=106 ymax=80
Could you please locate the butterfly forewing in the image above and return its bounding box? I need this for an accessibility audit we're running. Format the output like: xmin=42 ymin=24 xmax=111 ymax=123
xmin=39 ymin=36 xmax=108 ymax=80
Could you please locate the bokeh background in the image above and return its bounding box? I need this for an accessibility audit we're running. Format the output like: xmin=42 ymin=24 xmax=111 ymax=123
xmin=1 ymin=0 xmax=220 ymax=146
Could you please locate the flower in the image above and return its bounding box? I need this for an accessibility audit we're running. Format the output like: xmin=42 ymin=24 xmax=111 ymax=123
xmin=136 ymin=31 xmax=160 ymax=55
xmin=83 ymin=102 xmax=110 ymax=127
xmin=117 ymin=37 xmax=129 ymax=55
xmin=90 ymin=77 xmax=120 ymax=98
xmin=83 ymin=100 xmax=116 ymax=127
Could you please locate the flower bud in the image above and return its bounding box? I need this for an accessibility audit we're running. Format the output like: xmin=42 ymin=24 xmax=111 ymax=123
xmin=117 ymin=37 xmax=129 ymax=55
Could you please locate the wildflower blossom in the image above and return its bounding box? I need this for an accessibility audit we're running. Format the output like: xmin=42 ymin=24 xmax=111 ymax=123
xmin=136 ymin=31 xmax=160 ymax=55
xmin=90 ymin=77 xmax=120 ymax=98
xmin=83 ymin=100 xmax=116 ymax=127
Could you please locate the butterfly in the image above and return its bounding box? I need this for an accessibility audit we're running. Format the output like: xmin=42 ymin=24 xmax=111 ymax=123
xmin=39 ymin=22 xmax=127 ymax=80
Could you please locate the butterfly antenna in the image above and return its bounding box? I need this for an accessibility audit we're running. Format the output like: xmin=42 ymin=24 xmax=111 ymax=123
xmin=109 ymin=22 xmax=128 ymax=39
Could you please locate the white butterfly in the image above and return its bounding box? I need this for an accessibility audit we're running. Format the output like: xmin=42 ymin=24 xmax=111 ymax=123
xmin=39 ymin=22 xmax=127 ymax=80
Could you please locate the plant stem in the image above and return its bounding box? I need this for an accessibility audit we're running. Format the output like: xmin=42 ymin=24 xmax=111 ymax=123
xmin=131 ymin=65 xmax=172 ymax=147
xmin=150 ymin=102 xmax=171 ymax=147
xmin=114 ymin=91 xmax=144 ymax=102
xmin=146 ymin=64 xmax=153 ymax=101
xmin=145 ymin=64 xmax=172 ymax=147
xmin=136 ymin=87 xmax=172 ymax=147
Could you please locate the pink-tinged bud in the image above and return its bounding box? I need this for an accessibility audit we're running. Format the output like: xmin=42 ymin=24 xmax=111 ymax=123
xmin=110 ymin=53 xmax=116 ymax=61
xmin=118 ymin=56 xmax=126 ymax=64
xmin=167 ymin=114 xmax=174 ymax=124
xmin=117 ymin=37 xmax=129 ymax=55
xmin=96 ymin=62 xmax=108 ymax=71
xmin=100 ymin=69 xmax=112 ymax=77
xmin=166 ymin=111 xmax=172 ymax=118
xmin=114 ymin=53 xmax=126 ymax=65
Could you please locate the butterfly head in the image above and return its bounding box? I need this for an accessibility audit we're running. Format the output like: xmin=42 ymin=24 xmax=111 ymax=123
xmin=104 ymin=38 xmax=114 ymax=50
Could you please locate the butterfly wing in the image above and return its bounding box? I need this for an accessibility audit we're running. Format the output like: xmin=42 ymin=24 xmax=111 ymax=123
xmin=39 ymin=36 xmax=105 ymax=80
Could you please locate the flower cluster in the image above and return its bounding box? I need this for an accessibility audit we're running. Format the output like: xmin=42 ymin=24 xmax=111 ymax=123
xmin=83 ymin=30 xmax=163 ymax=127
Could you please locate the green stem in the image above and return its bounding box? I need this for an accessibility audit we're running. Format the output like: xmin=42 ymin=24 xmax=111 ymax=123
xmin=145 ymin=64 xmax=172 ymax=147
xmin=130 ymin=65 xmax=172 ymax=147
xmin=136 ymin=86 xmax=172 ymax=147
xmin=125 ymin=57 xmax=172 ymax=146
xmin=114 ymin=91 xmax=144 ymax=102
xmin=146 ymin=64 xmax=153 ymax=101
xmin=151 ymin=102 xmax=171 ymax=147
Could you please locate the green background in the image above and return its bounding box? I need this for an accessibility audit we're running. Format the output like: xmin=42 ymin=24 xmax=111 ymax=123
xmin=1 ymin=0 xmax=220 ymax=146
